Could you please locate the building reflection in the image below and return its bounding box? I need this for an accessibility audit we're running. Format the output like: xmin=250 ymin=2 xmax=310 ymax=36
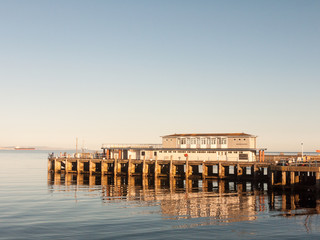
xmin=48 ymin=172 xmax=320 ymax=223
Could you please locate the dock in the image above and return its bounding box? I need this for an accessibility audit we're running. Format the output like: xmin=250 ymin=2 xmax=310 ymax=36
xmin=47 ymin=155 xmax=320 ymax=188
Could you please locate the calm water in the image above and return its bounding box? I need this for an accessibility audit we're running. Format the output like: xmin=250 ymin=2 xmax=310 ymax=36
xmin=1 ymin=151 xmax=320 ymax=239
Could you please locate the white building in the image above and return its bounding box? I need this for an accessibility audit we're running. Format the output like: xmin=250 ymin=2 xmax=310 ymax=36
xmin=102 ymin=133 xmax=257 ymax=162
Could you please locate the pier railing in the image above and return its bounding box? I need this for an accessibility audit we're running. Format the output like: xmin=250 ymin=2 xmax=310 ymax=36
xmin=101 ymin=144 xmax=163 ymax=149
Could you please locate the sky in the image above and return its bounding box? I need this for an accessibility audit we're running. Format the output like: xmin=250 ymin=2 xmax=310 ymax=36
xmin=0 ymin=0 xmax=319 ymax=151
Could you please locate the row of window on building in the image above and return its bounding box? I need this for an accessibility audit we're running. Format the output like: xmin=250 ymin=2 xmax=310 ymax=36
xmin=159 ymin=150 xmax=244 ymax=154
xmin=177 ymin=138 xmax=228 ymax=145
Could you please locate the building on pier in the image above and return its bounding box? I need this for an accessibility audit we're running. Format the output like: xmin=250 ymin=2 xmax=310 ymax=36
xmin=102 ymin=133 xmax=258 ymax=162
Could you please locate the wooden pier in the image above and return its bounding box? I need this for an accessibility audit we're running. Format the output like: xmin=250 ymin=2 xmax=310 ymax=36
xmin=48 ymin=156 xmax=320 ymax=188
xmin=48 ymin=156 xmax=270 ymax=180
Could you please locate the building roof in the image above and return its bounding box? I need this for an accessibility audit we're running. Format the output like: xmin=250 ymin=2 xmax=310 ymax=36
xmin=162 ymin=133 xmax=255 ymax=138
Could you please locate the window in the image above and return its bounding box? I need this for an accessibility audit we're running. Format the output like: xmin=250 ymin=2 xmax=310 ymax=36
xmin=141 ymin=151 xmax=145 ymax=156
xmin=212 ymin=138 xmax=216 ymax=144
xmin=191 ymin=138 xmax=196 ymax=144
xmin=239 ymin=154 xmax=248 ymax=160
xmin=154 ymin=152 xmax=157 ymax=156
xmin=221 ymin=138 xmax=227 ymax=144
xmin=201 ymin=138 xmax=206 ymax=144
xmin=186 ymin=138 xmax=190 ymax=145
xmin=181 ymin=138 xmax=186 ymax=145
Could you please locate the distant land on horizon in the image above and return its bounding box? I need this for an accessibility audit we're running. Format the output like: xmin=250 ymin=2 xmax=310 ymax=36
xmin=0 ymin=146 xmax=77 ymax=151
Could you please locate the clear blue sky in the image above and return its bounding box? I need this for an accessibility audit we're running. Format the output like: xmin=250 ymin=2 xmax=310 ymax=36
xmin=0 ymin=0 xmax=319 ymax=151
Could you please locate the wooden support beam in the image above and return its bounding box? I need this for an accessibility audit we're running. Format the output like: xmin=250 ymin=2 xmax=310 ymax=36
xmin=290 ymin=171 xmax=295 ymax=185
xmin=54 ymin=159 xmax=61 ymax=173
xmin=281 ymin=171 xmax=286 ymax=185
xmin=219 ymin=180 xmax=225 ymax=194
xmin=101 ymin=160 xmax=107 ymax=175
xmin=65 ymin=160 xmax=72 ymax=173
xmin=218 ymin=163 xmax=225 ymax=178
xmin=295 ymin=174 xmax=300 ymax=184
xmin=170 ymin=156 xmax=176 ymax=178
xmin=185 ymin=156 xmax=189 ymax=179
xmin=270 ymin=171 xmax=274 ymax=185
xmin=128 ymin=155 xmax=135 ymax=176
xmin=48 ymin=159 xmax=52 ymax=172
xmin=143 ymin=158 xmax=149 ymax=176
xmin=114 ymin=157 xmax=118 ymax=176
xmin=202 ymin=162 xmax=208 ymax=179
xmin=89 ymin=160 xmax=93 ymax=175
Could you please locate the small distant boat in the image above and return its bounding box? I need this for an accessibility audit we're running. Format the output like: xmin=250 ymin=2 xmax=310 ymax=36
xmin=14 ymin=147 xmax=36 ymax=150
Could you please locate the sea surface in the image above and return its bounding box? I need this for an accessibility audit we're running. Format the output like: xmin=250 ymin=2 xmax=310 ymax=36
xmin=1 ymin=150 xmax=320 ymax=239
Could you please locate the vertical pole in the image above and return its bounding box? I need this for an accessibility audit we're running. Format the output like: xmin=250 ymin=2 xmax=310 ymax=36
xmin=170 ymin=155 xmax=175 ymax=178
xmin=76 ymin=137 xmax=78 ymax=155
xmin=186 ymin=156 xmax=190 ymax=179
xmin=270 ymin=171 xmax=274 ymax=185
xmin=89 ymin=160 xmax=92 ymax=175
xmin=143 ymin=157 xmax=148 ymax=176
xmin=154 ymin=155 xmax=159 ymax=178
xmin=128 ymin=155 xmax=132 ymax=176
xmin=48 ymin=159 xmax=52 ymax=172
xmin=202 ymin=162 xmax=207 ymax=179
xmin=290 ymin=171 xmax=295 ymax=185
xmin=65 ymin=159 xmax=69 ymax=174
xmin=101 ymin=159 xmax=106 ymax=175
xmin=282 ymin=171 xmax=286 ymax=185
xmin=218 ymin=163 xmax=225 ymax=178
xmin=114 ymin=156 xmax=118 ymax=176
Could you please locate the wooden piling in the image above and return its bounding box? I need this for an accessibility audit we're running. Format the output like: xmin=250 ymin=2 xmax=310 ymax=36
xmin=281 ymin=171 xmax=286 ymax=185
xmin=202 ymin=162 xmax=207 ymax=179
xmin=218 ymin=163 xmax=225 ymax=178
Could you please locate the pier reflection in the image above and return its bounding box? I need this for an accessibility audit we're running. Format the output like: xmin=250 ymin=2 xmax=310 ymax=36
xmin=48 ymin=173 xmax=320 ymax=223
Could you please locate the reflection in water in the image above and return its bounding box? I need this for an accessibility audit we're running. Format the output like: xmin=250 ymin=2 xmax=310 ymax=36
xmin=48 ymin=173 xmax=320 ymax=226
